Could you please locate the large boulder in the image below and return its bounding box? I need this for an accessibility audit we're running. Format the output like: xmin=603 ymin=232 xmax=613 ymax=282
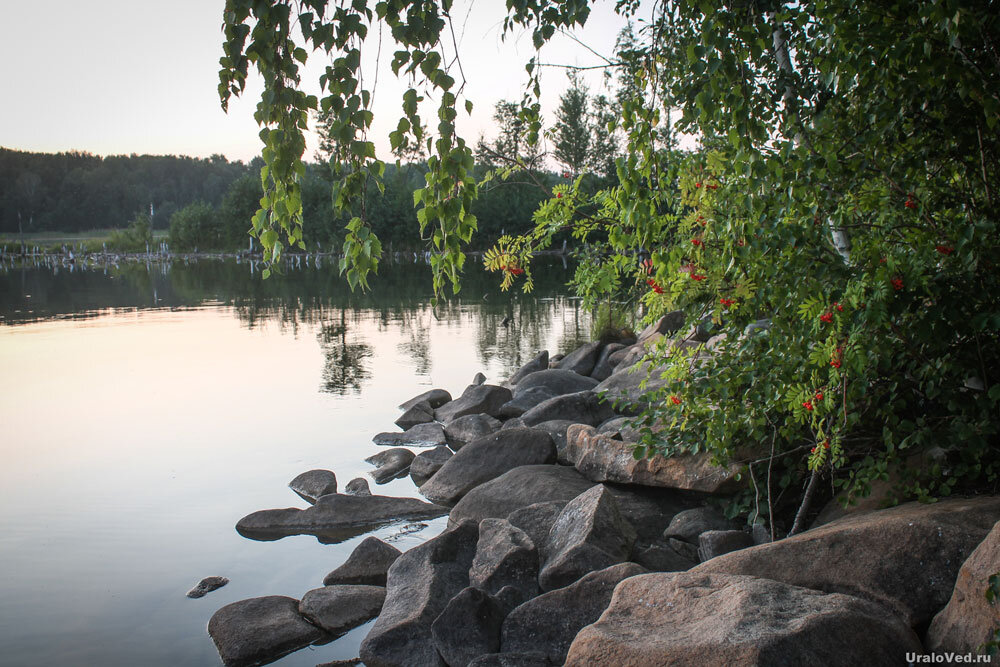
xmin=468 ymin=653 xmax=549 ymax=666
xmin=508 ymin=351 xmax=549 ymax=385
xmin=366 ymin=448 xmax=415 ymax=484
xmin=443 ymin=413 xmax=502 ymax=450
xmin=498 ymin=387 xmax=558 ymax=418
xmin=400 ymin=388 xmax=453 ymax=411
xmin=593 ymin=360 xmax=671 ymax=409
xmin=636 ymin=311 xmax=685 ymax=345
xmin=565 ymin=424 xmax=740 ymax=494
xmin=410 ymin=445 xmax=454 ymax=485
xmin=632 ymin=540 xmax=698 ymax=572
xmin=664 ymin=506 xmax=736 ymax=543
xmin=927 ymin=520 xmax=1000 ymax=655
xmin=566 ymin=572 xmax=922 ymax=666
xmin=299 ymin=585 xmax=386 ymax=636
xmin=555 ymin=341 xmax=603 ymax=376
xmin=360 ymin=520 xmax=479 ymax=667
xmin=236 ymin=493 xmax=448 ymax=543
xmin=419 ymin=429 xmax=556 ymax=505
xmin=395 ymin=401 xmax=435 ymax=429
xmin=539 ymin=485 xmax=637 ymax=591
xmin=208 ymin=596 xmax=328 ymax=667
xmin=590 ymin=343 xmax=626 ymax=382
xmin=435 ymin=385 xmax=513 ymax=423
xmin=373 ymin=422 xmax=448 ymax=448
xmin=694 ymin=496 xmax=1000 ymax=626
xmin=288 ymin=469 xmax=338 ymax=504
xmin=512 ymin=369 xmax=598 ymax=399
xmin=507 ymin=501 xmax=565 ymax=560
xmin=470 ymin=519 xmax=539 ymax=603
xmin=697 ymin=529 xmax=754 ymax=562
xmin=530 ymin=419 xmax=577 ymax=464
xmin=501 ymin=563 xmax=646 ymax=665
xmin=519 ymin=391 xmax=616 ymax=428
xmin=449 ymin=465 xmax=597 ymax=527
xmin=431 ymin=587 xmax=506 ymax=667
xmin=324 ymin=536 xmax=402 ymax=586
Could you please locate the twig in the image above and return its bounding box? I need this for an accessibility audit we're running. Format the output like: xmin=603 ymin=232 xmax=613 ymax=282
xmin=788 ymin=467 xmax=820 ymax=536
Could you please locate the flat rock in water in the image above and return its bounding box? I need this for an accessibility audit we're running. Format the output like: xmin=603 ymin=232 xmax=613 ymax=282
xmin=512 ymin=369 xmax=597 ymax=399
xmin=395 ymin=401 xmax=435 ymax=430
xmin=236 ymin=493 xmax=448 ymax=543
xmin=208 ymin=595 xmax=328 ymax=667
xmin=554 ymin=341 xmax=603 ymax=376
xmin=501 ymin=563 xmax=646 ymax=665
xmin=519 ymin=391 xmax=615 ymax=428
xmin=419 ymin=428 xmax=556 ymax=506
xmin=693 ymin=496 xmax=1000 ymax=626
xmin=443 ymin=413 xmax=502 ymax=450
xmin=360 ymin=520 xmax=479 ymax=667
xmin=324 ymin=536 xmax=402 ymax=586
xmin=431 ymin=587 xmax=506 ymax=667
xmin=508 ymin=351 xmax=549 ymax=385
xmin=373 ymin=422 xmax=447 ymax=448
xmin=435 ymin=384 xmax=513 ymax=423
xmin=498 ymin=387 xmax=557 ymax=418
xmin=288 ymin=469 xmax=338 ymax=504
xmin=539 ymin=485 xmax=637 ymax=591
xmin=186 ymin=576 xmax=229 ymax=599
xmin=566 ymin=572 xmax=922 ymax=666
xmin=410 ymin=445 xmax=453 ymax=485
xmin=469 ymin=518 xmax=539 ymax=602
xmin=299 ymin=585 xmax=386 ymax=636
xmin=343 ymin=477 xmax=371 ymax=496
xmin=366 ymin=448 xmax=415 ymax=484
xmin=928 ymin=518 xmax=1000 ymax=655
xmin=399 ymin=388 xmax=452 ymax=411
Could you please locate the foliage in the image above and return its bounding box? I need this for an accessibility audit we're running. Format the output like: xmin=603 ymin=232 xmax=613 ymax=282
xmin=107 ymin=211 xmax=153 ymax=252
xmin=169 ymin=202 xmax=221 ymax=251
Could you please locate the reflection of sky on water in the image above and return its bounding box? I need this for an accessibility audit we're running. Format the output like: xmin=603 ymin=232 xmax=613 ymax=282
xmin=0 ymin=258 xmax=590 ymax=666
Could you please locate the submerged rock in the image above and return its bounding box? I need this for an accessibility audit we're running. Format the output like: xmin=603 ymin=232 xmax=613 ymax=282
xmin=566 ymin=572 xmax=922 ymax=666
xmin=236 ymin=493 xmax=448 ymax=543
xmin=419 ymin=429 xmax=556 ymax=505
xmin=443 ymin=413 xmax=502 ymax=450
xmin=435 ymin=384 xmax=513 ymax=423
xmin=299 ymin=585 xmax=386 ymax=636
xmin=186 ymin=576 xmax=229 ymax=599
xmin=208 ymin=595 xmax=328 ymax=667
xmin=373 ymin=422 xmax=448 ymax=448
xmin=288 ymin=469 xmax=338 ymax=504
xmin=324 ymin=536 xmax=402 ymax=586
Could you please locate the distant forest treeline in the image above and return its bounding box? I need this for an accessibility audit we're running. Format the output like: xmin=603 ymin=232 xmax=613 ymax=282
xmin=0 ymin=147 xmax=562 ymax=252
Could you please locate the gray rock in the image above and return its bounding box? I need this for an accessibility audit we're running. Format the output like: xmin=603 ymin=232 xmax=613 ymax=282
xmin=419 ymin=428 xmax=556 ymax=505
xmin=469 ymin=653 xmax=550 ymax=666
xmin=590 ymin=343 xmax=626 ymax=381
xmin=366 ymin=448 xmax=415 ymax=484
xmin=500 ymin=417 xmax=526 ymax=430
xmin=324 ymin=536 xmax=402 ymax=586
xmin=410 ymin=445 xmax=454 ymax=485
xmin=360 ymin=520 xmax=479 ymax=667
xmin=663 ymin=506 xmax=735 ymax=544
xmin=472 ymin=372 xmax=487 ymax=386
xmin=697 ymin=530 xmax=754 ymax=562
xmin=344 ymin=477 xmax=371 ymax=496
xmin=632 ymin=541 xmax=697 ymax=572
xmin=373 ymin=422 xmax=447 ymax=448
xmin=743 ymin=317 xmax=772 ymax=336
xmin=554 ymin=341 xmax=602 ymax=376
xmin=530 ymin=420 xmax=576 ymax=464
xmin=507 ymin=502 xmax=565 ymax=560
xmin=237 ymin=493 xmax=448 ymax=543
xmin=520 ymin=391 xmax=615 ymax=428
xmin=501 ymin=563 xmax=646 ymax=664
xmin=400 ymin=388 xmax=453 ymax=411
xmin=208 ymin=595 xmax=327 ymax=667
xmin=636 ymin=311 xmax=685 ymax=344
xmin=669 ymin=537 xmax=699 ymax=562
xmin=316 ymin=660 xmax=362 ymax=667
xmin=435 ymin=384 xmax=513 ymax=423
xmin=186 ymin=576 xmax=229 ymax=599
xmin=289 ymin=469 xmax=338 ymax=504
xmin=443 ymin=413 xmax=502 ymax=450
xmin=594 ymin=416 xmax=629 ymax=438
xmin=498 ymin=387 xmax=557 ymax=418
xmin=470 ymin=519 xmax=539 ymax=602
xmin=512 ymin=369 xmax=598 ymax=399
xmin=395 ymin=401 xmax=435 ymax=429
xmin=508 ymin=351 xmax=549 ymax=385
xmin=299 ymin=585 xmax=386 ymax=635
xmin=594 ymin=360 xmax=670 ymax=408
xmin=540 ymin=485 xmax=638 ymax=591
xmin=610 ymin=344 xmax=645 ymax=376
xmin=431 ymin=587 xmax=506 ymax=667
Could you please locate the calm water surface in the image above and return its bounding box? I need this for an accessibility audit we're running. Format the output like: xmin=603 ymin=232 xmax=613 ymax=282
xmin=0 ymin=256 xmax=590 ymax=666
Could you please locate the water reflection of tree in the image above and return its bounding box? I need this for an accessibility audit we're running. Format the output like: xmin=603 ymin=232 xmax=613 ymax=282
xmin=317 ymin=310 xmax=373 ymax=395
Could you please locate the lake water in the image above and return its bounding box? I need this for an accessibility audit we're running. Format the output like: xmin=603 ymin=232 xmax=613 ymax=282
xmin=0 ymin=255 xmax=590 ymax=666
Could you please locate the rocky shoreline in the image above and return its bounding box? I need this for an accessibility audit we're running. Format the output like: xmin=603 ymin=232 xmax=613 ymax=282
xmin=206 ymin=313 xmax=1000 ymax=666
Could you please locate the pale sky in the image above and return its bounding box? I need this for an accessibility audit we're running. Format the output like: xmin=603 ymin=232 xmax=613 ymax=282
xmin=0 ymin=1 xmax=649 ymax=163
